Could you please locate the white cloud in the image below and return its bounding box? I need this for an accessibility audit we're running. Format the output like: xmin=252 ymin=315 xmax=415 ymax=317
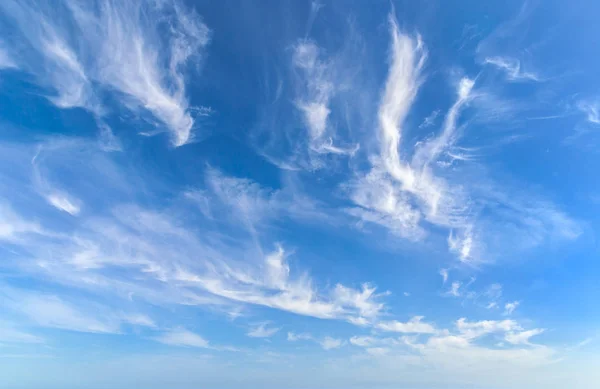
xmin=319 ymin=336 xmax=344 ymax=350
xmin=3 ymin=160 xmax=386 ymax=327
xmin=348 ymin=315 xmax=556 ymax=379
xmin=31 ymin=145 xmax=83 ymax=216
xmin=292 ymin=41 xmax=358 ymax=157
xmin=485 ymin=283 xmax=503 ymax=300
xmin=47 ymin=193 xmax=81 ymax=215
xmin=0 ymin=141 xmax=388 ymax=327
xmin=505 ymin=328 xmax=545 ymax=345
xmin=349 ymin=335 xmax=399 ymax=350
xmin=504 ymin=301 xmax=520 ymax=315
xmin=155 ymin=329 xmax=209 ymax=348
xmin=419 ymin=109 xmax=440 ymax=128
xmin=447 ymin=281 xmax=461 ymax=297
xmin=345 ymin=18 xmax=478 ymax=249
xmin=202 ymin=168 xmax=334 ymax=229
xmin=174 ymin=246 xmax=386 ymax=323
xmin=287 ymin=332 xmax=313 ymax=342
xmin=411 ymin=77 xmax=474 ymax=170
xmin=366 ymin=347 xmax=390 ymax=356
xmin=577 ymin=100 xmax=600 ymax=125
xmin=439 ymin=269 xmax=449 ymax=284
xmin=447 ymin=228 xmax=474 ymax=262
xmin=426 ymin=334 xmax=471 ymax=349
xmin=338 ymin=13 xmax=578 ymax=264
xmin=347 ymin=167 xmax=424 ymax=240
xmin=97 ymin=122 xmax=122 ymax=152
xmin=294 ymin=40 xmax=331 ymax=141
xmin=332 ymin=283 xmax=386 ymax=320
xmin=456 ymin=318 xmax=521 ymax=339
xmin=349 ymin=336 xmax=377 ymax=347
xmin=0 ymin=0 xmax=210 ymax=146
xmin=484 ymin=56 xmax=540 ymax=82
xmin=287 ymin=332 xmax=346 ymax=351
xmin=377 ymin=16 xmax=426 ymax=188
xmin=376 ymin=316 xmax=436 ymax=334
xmin=122 ymin=314 xmax=156 ymax=329
xmin=347 ymin=316 xmax=370 ymax=327
xmin=247 ymin=323 xmax=280 ymax=338
xmin=41 ymin=32 xmax=90 ymax=109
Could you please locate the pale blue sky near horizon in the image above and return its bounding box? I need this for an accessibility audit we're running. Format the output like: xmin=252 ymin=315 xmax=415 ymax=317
xmin=0 ymin=1 xmax=598 ymax=388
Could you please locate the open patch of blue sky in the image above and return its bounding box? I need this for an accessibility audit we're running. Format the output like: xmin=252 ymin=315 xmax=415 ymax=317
xmin=0 ymin=1 xmax=599 ymax=388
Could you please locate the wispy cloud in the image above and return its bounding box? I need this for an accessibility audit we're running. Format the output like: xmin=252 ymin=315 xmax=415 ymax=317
xmin=484 ymin=56 xmax=540 ymax=82
xmin=247 ymin=323 xmax=280 ymax=338
xmin=175 ymin=245 xmax=386 ymax=323
xmin=32 ymin=145 xmax=82 ymax=216
xmin=439 ymin=269 xmax=449 ymax=284
xmin=447 ymin=281 xmax=461 ymax=297
xmin=344 ymin=16 xmax=477 ymax=246
xmin=47 ymin=193 xmax=81 ymax=215
xmin=577 ymin=100 xmax=600 ymax=125
xmin=287 ymin=332 xmax=313 ymax=342
xmin=319 ymin=336 xmax=344 ymax=350
xmin=503 ymin=301 xmax=520 ymax=316
xmin=349 ymin=335 xmax=401 ymax=358
xmin=293 ymin=41 xmax=333 ymax=143
xmin=0 ymin=140 xmax=388 ymax=329
xmin=155 ymin=329 xmax=209 ymax=348
xmin=349 ymin=315 xmax=554 ymax=377
xmin=200 ymin=168 xmax=335 ymax=230
xmin=0 ymin=0 xmax=210 ymax=146
xmin=349 ymin=335 xmax=378 ymax=347
xmin=251 ymin=19 xmax=362 ymax=170
xmin=0 ymin=3 xmax=592 ymax=385
xmin=419 ymin=109 xmax=440 ymax=128
xmin=287 ymin=331 xmax=343 ymax=351
xmin=447 ymin=228 xmax=474 ymax=263
xmin=291 ymin=40 xmax=359 ymax=158
xmin=505 ymin=328 xmax=545 ymax=345
xmin=376 ymin=316 xmax=436 ymax=334
xmin=335 ymin=9 xmax=579 ymax=265
xmin=456 ymin=318 xmax=521 ymax=339
xmin=122 ymin=314 xmax=156 ymax=329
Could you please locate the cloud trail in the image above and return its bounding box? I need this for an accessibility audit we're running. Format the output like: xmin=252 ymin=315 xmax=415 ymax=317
xmin=0 ymin=0 xmax=210 ymax=146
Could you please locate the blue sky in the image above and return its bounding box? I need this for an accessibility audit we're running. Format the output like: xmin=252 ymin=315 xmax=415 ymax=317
xmin=0 ymin=0 xmax=598 ymax=388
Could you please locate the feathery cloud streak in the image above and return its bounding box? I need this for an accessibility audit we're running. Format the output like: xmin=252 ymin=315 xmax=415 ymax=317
xmin=0 ymin=0 xmax=209 ymax=145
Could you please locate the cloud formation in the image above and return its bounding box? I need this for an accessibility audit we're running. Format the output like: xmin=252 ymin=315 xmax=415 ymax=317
xmin=376 ymin=316 xmax=437 ymax=334
xmin=484 ymin=56 xmax=540 ymax=82
xmin=319 ymin=336 xmax=344 ymax=350
xmin=155 ymin=329 xmax=209 ymax=348
xmin=0 ymin=2 xmax=593 ymax=387
xmin=504 ymin=301 xmax=520 ymax=316
xmin=247 ymin=323 xmax=280 ymax=338
xmin=0 ymin=0 xmax=210 ymax=145
xmin=0 ymin=140 xmax=388 ymax=333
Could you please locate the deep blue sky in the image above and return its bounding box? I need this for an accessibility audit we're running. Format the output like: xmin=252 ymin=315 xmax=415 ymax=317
xmin=0 ymin=1 xmax=598 ymax=388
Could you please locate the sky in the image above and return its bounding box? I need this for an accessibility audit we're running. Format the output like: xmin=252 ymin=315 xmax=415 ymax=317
xmin=0 ymin=0 xmax=599 ymax=388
